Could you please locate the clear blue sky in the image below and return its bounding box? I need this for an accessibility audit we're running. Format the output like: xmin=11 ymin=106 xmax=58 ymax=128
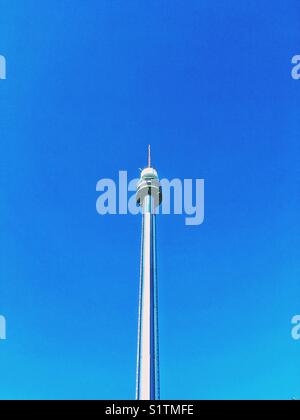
xmin=0 ymin=0 xmax=299 ymax=400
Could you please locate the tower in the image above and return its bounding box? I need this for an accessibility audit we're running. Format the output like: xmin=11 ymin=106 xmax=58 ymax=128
xmin=136 ymin=146 xmax=162 ymax=400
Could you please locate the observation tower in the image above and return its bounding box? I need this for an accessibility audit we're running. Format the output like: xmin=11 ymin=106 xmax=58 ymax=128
xmin=136 ymin=146 xmax=162 ymax=400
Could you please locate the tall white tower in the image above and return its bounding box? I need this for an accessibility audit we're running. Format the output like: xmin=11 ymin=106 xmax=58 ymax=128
xmin=136 ymin=146 xmax=162 ymax=400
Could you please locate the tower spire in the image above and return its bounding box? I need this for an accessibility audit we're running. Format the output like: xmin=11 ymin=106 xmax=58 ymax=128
xmin=148 ymin=145 xmax=151 ymax=168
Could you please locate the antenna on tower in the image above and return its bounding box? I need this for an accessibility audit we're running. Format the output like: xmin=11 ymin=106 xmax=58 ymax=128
xmin=148 ymin=145 xmax=151 ymax=168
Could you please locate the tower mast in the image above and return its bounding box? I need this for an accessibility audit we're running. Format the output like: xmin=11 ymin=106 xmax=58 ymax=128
xmin=136 ymin=147 xmax=162 ymax=400
xmin=148 ymin=144 xmax=151 ymax=168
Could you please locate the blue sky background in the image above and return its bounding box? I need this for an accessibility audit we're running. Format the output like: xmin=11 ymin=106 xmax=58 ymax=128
xmin=0 ymin=0 xmax=299 ymax=400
